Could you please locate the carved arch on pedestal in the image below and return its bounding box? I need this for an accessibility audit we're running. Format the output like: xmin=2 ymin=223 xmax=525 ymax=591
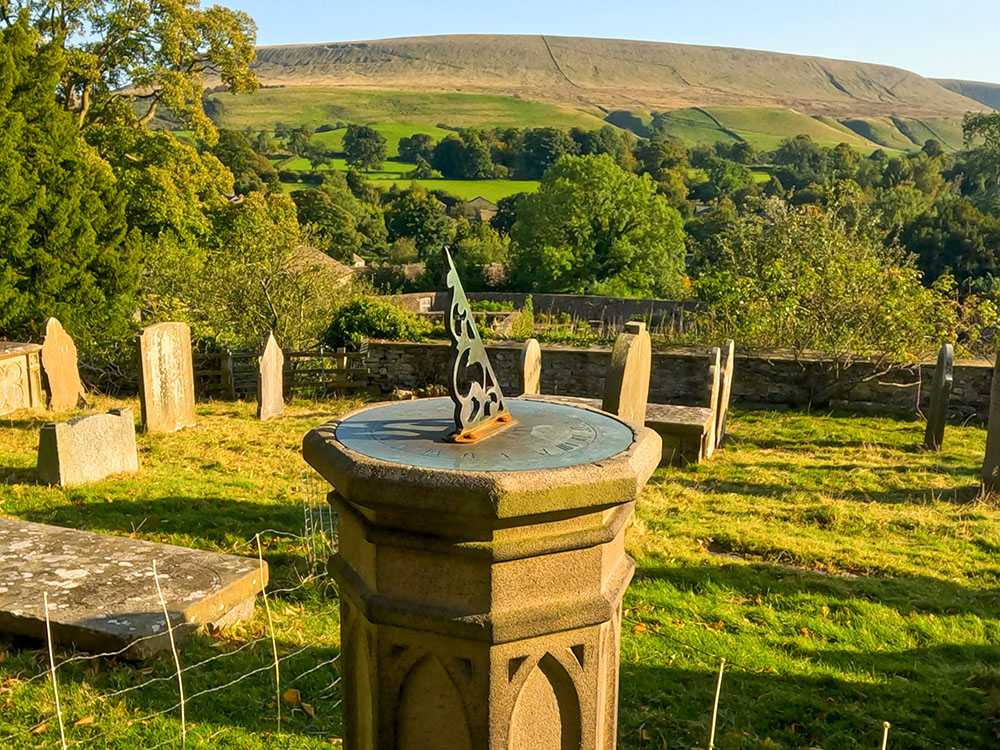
xmin=508 ymin=650 xmax=584 ymax=750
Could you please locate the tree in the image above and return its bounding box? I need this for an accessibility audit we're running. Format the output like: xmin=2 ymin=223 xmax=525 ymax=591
xmin=287 ymin=126 xmax=313 ymax=157
xmin=704 ymin=157 xmax=754 ymax=200
xmin=343 ymin=125 xmax=387 ymax=171
xmin=962 ymin=112 xmax=1000 ymax=214
xmin=85 ymin=123 xmax=234 ymax=322
xmin=305 ymin=142 xmax=332 ymax=172
xmin=0 ymin=19 xmax=141 ymax=348
xmin=516 ymin=127 xmax=578 ymax=179
xmin=398 ymin=133 xmax=435 ymax=163
xmin=772 ymin=135 xmax=829 ymax=188
xmin=424 ymin=220 xmax=509 ymax=291
xmin=903 ymin=197 xmax=1000 ymax=288
xmin=385 ymin=184 xmax=454 ymax=260
xmin=490 ymin=193 xmax=522 ymax=236
xmin=694 ymin=195 xmax=955 ymax=366
xmin=2 ymin=0 xmax=258 ymax=142
xmin=199 ymin=192 xmax=349 ymax=348
xmin=209 ymin=129 xmax=275 ymax=194
xmin=510 ymin=154 xmax=687 ymax=298
xmin=635 ymin=134 xmax=689 ymax=181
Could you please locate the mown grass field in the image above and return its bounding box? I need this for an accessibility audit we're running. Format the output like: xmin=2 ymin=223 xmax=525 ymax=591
xmin=2 ymin=400 xmax=998 ymax=748
xmin=207 ymin=87 xmax=607 ymax=131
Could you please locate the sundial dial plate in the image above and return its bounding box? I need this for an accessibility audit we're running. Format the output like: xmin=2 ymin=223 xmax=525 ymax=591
xmin=335 ymin=397 xmax=634 ymax=472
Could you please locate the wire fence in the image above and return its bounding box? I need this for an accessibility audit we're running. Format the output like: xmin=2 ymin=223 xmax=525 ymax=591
xmin=0 ymin=475 xmax=342 ymax=749
xmin=0 ymin=476 xmax=953 ymax=750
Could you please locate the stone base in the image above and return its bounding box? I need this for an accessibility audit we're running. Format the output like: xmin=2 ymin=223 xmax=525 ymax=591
xmin=645 ymin=403 xmax=715 ymax=466
xmin=0 ymin=518 xmax=265 ymax=658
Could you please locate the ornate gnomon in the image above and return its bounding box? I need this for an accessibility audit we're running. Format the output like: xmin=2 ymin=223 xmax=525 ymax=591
xmin=442 ymin=247 xmax=512 ymax=442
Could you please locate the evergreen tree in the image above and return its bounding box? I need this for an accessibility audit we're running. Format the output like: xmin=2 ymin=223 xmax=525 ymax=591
xmin=0 ymin=20 xmax=140 ymax=347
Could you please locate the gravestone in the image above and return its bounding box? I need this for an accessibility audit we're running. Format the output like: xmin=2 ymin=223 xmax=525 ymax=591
xmin=704 ymin=347 xmax=722 ymax=458
xmin=37 ymin=408 xmax=138 ymax=486
xmin=0 ymin=518 xmax=265 ymax=658
xmin=257 ymin=331 xmax=284 ymax=420
xmin=715 ymin=339 xmax=736 ymax=448
xmin=40 ymin=317 xmax=86 ymax=411
xmin=984 ymin=356 xmax=1000 ymax=491
xmin=602 ymin=320 xmax=652 ymax=427
xmin=137 ymin=322 xmax=196 ymax=433
xmin=519 ymin=338 xmax=541 ymax=395
xmin=0 ymin=342 xmax=44 ymax=416
xmin=923 ymin=343 xmax=954 ymax=451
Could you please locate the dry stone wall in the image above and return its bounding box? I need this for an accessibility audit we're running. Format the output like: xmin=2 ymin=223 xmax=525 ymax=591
xmin=365 ymin=341 xmax=997 ymax=422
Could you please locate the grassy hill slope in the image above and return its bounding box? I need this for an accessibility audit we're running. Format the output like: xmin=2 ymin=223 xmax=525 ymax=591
xmin=207 ymin=86 xmax=607 ymax=130
xmin=247 ymin=34 xmax=985 ymax=118
xmin=936 ymin=79 xmax=1000 ymax=111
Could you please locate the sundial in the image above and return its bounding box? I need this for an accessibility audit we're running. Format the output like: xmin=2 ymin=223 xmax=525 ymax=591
xmin=333 ymin=248 xmax=636 ymax=472
xmin=302 ymin=248 xmax=661 ymax=750
xmin=335 ymin=397 xmax=633 ymax=471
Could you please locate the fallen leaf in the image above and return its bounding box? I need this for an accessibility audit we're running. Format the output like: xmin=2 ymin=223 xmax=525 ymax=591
xmin=707 ymin=621 xmax=726 ymax=631
xmin=302 ymin=703 xmax=315 ymax=717
xmin=631 ymin=623 xmax=648 ymax=634
xmin=74 ymin=715 xmax=94 ymax=727
xmin=282 ymin=688 xmax=301 ymax=706
xmin=31 ymin=723 xmax=47 ymax=734
xmin=800 ymin=627 xmax=810 ymax=637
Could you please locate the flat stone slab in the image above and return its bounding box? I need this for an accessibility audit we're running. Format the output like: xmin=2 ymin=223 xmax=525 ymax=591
xmin=0 ymin=518 xmax=267 ymax=658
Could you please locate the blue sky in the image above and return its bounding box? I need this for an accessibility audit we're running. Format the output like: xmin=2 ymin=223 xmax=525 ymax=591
xmin=223 ymin=0 xmax=998 ymax=82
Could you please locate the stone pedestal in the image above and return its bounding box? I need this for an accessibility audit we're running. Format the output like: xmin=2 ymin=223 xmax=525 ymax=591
xmin=304 ymin=398 xmax=660 ymax=750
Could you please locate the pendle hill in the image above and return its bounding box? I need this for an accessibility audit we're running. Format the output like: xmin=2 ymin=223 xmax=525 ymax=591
xmin=203 ymin=34 xmax=999 ymax=152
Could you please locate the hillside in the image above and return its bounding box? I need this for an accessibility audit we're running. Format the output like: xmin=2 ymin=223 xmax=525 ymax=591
xmin=248 ymin=34 xmax=984 ymax=118
xmin=936 ymin=79 xmax=1000 ymax=111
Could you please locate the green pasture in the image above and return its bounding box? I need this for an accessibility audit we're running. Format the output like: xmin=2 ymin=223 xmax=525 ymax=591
xmin=206 ymin=87 xmax=607 ymax=131
xmin=2 ymin=399 xmax=999 ymax=748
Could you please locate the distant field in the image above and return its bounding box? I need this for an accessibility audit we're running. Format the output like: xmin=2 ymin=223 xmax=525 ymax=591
xmin=279 ymin=174 xmax=537 ymax=202
xmin=207 ymin=87 xmax=607 ymax=131
xmin=310 ymin=123 xmax=452 ymax=158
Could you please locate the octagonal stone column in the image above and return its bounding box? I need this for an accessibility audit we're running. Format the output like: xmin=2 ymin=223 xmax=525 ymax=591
xmin=304 ymin=399 xmax=660 ymax=750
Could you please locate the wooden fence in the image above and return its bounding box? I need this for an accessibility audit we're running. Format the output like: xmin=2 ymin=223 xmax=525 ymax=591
xmin=193 ymin=344 xmax=369 ymax=401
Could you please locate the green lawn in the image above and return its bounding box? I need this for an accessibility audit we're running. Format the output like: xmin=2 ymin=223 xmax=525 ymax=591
xmin=310 ymin=123 xmax=453 ymax=158
xmin=207 ymin=87 xmax=607 ymax=131
xmin=2 ymin=401 xmax=998 ymax=748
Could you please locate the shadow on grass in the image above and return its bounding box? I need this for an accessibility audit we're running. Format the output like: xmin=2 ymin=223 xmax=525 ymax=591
xmin=632 ymin=561 xmax=1000 ymax=622
xmin=618 ymin=645 xmax=1000 ymax=750
xmin=663 ymin=476 xmax=985 ymax=505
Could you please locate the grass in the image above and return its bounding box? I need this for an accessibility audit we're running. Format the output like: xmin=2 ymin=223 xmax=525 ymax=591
xmin=309 ymin=123 xmax=452 ymax=158
xmin=207 ymin=87 xmax=607 ymax=131
xmin=3 ymin=401 xmax=999 ymax=748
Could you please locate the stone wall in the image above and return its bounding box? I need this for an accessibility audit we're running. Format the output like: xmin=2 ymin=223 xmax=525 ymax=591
xmin=365 ymin=340 xmax=996 ymax=421
xmin=389 ymin=291 xmax=698 ymax=329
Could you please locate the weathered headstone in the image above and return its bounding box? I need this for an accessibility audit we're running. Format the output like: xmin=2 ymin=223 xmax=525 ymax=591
xmin=519 ymin=337 xmax=541 ymax=395
xmin=37 ymin=408 xmax=138 ymax=486
xmin=137 ymin=322 xmax=196 ymax=433
xmin=0 ymin=342 xmax=44 ymax=416
xmin=40 ymin=317 xmax=87 ymax=411
xmin=602 ymin=320 xmax=652 ymax=426
xmin=0 ymin=517 xmax=265 ymax=657
xmin=715 ymin=339 xmax=736 ymax=448
xmin=704 ymin=347 xmax=721 ymax=459
xmin=923 ymin=343 xmax=954 ymax=451
xmin=984 ymin=355 xmax=1000 ymax=491
xmin=257 ymin=331 xmax=284 ymax=420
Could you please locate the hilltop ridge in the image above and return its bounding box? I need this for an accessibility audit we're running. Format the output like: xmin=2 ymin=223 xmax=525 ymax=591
xmin=248 ymin=34 xmax=986 ymax=118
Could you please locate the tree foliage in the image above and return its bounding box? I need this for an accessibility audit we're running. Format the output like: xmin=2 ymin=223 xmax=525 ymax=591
xmin=343 ymin=125 xmax=387 ymax=171
xmin=0 ymin=0 xmax=258 ymax=141
xmin=0 ymin=18 xmax=140 ymax=347
xmin=693 ymin=196 xmax=956 ymax=363
xmin=510 ymin=154 xmax=687 ymax=298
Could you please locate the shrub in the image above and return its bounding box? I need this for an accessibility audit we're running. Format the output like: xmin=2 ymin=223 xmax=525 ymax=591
xmin=278 ymin=169 xmax=299 ymax=183
xmin=469 ymin=300 xmax=514 ymax=312
xmin=509 ymin=296 xmax=536 ymax=339
xmin=323 ymin=297 xmax=430 ymax=348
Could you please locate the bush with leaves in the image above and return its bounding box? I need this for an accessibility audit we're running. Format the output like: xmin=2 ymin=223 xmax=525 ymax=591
xmin=693 ymin=196 xmax=958 ymax=365
xmin=323 ymin=297 xmax=431 ymax=348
